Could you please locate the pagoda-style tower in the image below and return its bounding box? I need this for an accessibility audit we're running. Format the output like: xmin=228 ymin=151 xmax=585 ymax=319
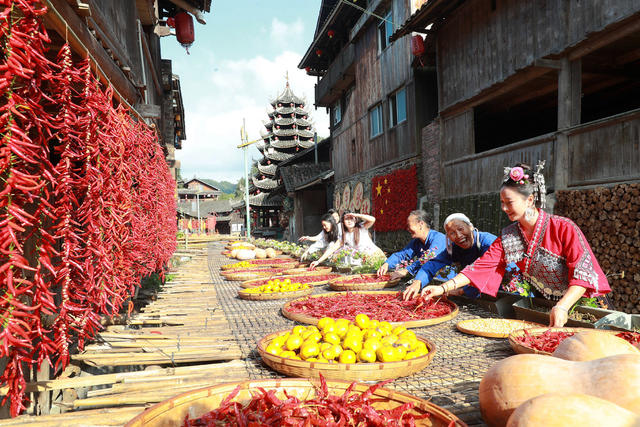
xmin=250 ymin=80 xmax=316 ymax=204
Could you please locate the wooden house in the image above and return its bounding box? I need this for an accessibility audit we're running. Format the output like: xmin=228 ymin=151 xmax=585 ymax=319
xmin=40 ymin=0 xmax=211 ymax=182
xmin=182 ymin=178 xmax=222 ymax=200
xmin=300 ymin=0 xmax=438 ymax=248
xmin=391 ymin=0 xmax=640 ymax=232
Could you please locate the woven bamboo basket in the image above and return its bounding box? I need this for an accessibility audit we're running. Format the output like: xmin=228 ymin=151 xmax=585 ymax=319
xmin=258 ymin=329 xmax=437 ymax=382
xmin=283 ymin=266 xmax=333 ymax=275
xmin=456 ymin=318 xmax=543 ymax=338
xmin=328 ymin=274 xmax=401 ymax=291
xmin=508 ymin=327 xmax=619 ymax=355
xmin=281 ymin=291 xmax=459 ymax=328
xmin=238 ymin=287 xmax=313 ymax=301
xmin=223 ymin=270 xmax=284 ymax=282
xmin=125 ymin=377 xmax=466 ymax=427
xmin=240 ymin=273 xmax=342 ymax=289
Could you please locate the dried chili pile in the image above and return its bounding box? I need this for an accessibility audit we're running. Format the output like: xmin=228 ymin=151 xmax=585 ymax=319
xmin=183 ymin=376 xmax=430 ymax=426
xmin=616 ymin=331 xmax=640 ymax=349
xmin=1 ymin=0 xmax=176 ymax=415
xmin=287 ymin=292 xmax=454 ymax=322
xmin=333 ymin=274 xmax=392 ymax=284
xmin=247 ymin=274 xmax=340 ymax=287
xmin=513 ymin=330 xmax=576 ymax=353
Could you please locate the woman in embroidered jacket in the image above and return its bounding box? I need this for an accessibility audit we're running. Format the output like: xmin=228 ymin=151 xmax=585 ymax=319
xmin=420 ymin=161 xmax=611 ymax=327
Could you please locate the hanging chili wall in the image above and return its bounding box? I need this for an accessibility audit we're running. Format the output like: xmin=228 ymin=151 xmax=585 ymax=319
xmin=371 ymin=165 xmax=418 ymax=232
xmin=0 ymin=0 xmax=177 ymax=415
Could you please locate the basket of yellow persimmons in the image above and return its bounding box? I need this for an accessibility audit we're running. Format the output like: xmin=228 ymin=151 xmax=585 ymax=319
xmin=257 ymin=314 xmax=436 ymax=381
xmin=237 ymin=278 xmax=313 ymax=301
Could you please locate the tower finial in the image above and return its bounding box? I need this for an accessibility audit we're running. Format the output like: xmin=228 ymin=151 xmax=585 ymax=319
xmin=285 ymin=70 xmax=289 ymax=87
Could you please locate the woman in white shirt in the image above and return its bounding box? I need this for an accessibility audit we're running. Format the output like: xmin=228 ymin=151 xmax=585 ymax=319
xmin=300 ymin=212 xmax=341 ymax=261
xmin=310 ymin=211 xmax=384 ymax=268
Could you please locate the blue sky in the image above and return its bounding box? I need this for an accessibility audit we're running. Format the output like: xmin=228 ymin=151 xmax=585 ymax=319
xmin=160 ymin=1 xmax=329 ymax=183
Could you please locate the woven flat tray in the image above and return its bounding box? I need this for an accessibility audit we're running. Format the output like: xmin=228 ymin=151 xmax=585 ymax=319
xmin=125 ymin=377 xmax=466 ymax=427
xmin=257 ymin=329 xmax=437 ymax=383
xmin=508 ymin=327 xmax=619 ymax=355
xmin=328 ymin=274 xmax=401 ymax=291
xmin=240 ymin=273 xmax=342 ymax=289
xmin=456 ymin=318 xmax=542 ymax=338
xmin=281 ymin=291 xmax=459 ymax=329
xmin=283 ymin=266 xmax=333 ymax=275
xmin=237 ymin=287 xmax=313 ymax=301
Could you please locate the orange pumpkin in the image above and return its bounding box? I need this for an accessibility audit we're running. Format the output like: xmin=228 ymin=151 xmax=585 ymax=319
xmin=479 ymin=354 xmax=640 ymax=427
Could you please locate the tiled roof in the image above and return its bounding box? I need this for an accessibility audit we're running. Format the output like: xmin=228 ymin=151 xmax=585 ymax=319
xmin=176 ymin=199 xmax=234 ymax=217
xmin=279 ymin=162 xmax=331 ymax=193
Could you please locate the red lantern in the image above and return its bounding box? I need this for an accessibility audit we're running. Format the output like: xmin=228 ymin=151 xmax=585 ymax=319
xmin=166 ymin=17 xmax=175 ymax=28
xmin=327 ymin=29 xmax=335 ymax=38
xmin=316 ymin=49 xmax=322 ymax=57
xmin=305 ymin=66 xmax=311 ymax=73
xmin=175 ymin=12 xmax=195 ymax=49
xmin=411 ymin=35 xmax=425 ymax=57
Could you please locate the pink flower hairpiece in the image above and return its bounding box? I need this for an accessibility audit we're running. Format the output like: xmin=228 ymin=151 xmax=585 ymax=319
xmin=503 ymin=166 xmax=530 ymax=185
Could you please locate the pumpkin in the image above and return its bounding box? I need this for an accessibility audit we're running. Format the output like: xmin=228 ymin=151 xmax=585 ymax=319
xmin=254 ymin=248 xmax=267 ymax=259
xmin=265 ymin=248 xmax=277 ymax=258
xmin=552 ymin=330 xmax=640 ymax=361
xmin=479 ymin=353 xmax=640 ymax=427
xmin=235 ymin=249 xmax=256 ymax=260
xmin=506 ymin=393 xmax=640 ymax=427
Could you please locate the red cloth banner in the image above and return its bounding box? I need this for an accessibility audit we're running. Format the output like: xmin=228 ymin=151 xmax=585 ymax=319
xmin=371 ymin=165 xmax=417 ymax=232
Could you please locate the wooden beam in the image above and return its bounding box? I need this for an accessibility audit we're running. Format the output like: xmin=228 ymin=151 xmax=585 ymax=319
xmin=43 ymin=0 xmax=139 ymax=105
xmin=134 ymin=103 xmax=161 ymax=119
xmin=534 ymin=58 xmax=562 ymax=69
xmin=616 ymin=46 xmax=640 ymax=65
xmin=568 ymin=13 xmax=640 ymax=61
xmin=440 ymin=66 xmax=553 ymax=118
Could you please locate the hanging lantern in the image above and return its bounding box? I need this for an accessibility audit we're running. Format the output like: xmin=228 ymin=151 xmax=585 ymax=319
xmin=278 ymin=114 xmax=282 ymax=118
xmin=305 ymin=66 xmax=311 ymax=73
xmin=175 ymin=11 xmax=195 ymax=51
xmin=296 ymin=147 xmax=299 ymax=152
xmin=327 ymin=29 xmax=335 ymax=38
xmin=411 ymin=35 xmax=425 ymax=57
xmin=290 ymin=103 xmax=294 ymax=107
xmin=166 ymin=17 xmax=176 ymax=28
xmin=316 ymin=49 xmax=322 ymax=57
xmin=276 ymin=125 xmax=280 ymax=129
xmin=267 ymin=160 xmax=271 ymax=164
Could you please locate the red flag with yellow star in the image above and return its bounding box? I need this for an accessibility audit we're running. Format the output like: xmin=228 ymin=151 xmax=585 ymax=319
xmin=371 ymin=165 xmax=417 ymax=232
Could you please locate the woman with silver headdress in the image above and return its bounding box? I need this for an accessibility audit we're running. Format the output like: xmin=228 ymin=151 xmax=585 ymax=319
xmin=420 ymin=161 xmax=611 ymax=327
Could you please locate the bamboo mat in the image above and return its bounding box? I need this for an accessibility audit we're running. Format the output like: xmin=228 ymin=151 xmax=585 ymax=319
xmin=0 ymin=247 xmax=249 ymax=426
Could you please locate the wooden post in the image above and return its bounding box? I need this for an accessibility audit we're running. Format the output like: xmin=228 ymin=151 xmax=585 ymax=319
xmin=555 ymin=57 xmax=581 ymax=191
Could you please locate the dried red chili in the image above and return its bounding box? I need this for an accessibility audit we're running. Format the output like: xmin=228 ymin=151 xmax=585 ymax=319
xmin=287 ymin=292 xmax=455 ymax=322
xmin=183 ymin=375 xmax=430 ymax=426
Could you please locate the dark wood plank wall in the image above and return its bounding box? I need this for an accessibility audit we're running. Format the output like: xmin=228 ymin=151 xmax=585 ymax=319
xmin=94 ymin=1 xmax=143 ymax=82
xmin=332 ymin=0 xmax=418 ymax=182
xmin=437 ymin=0 xmax=638 ymax=112
xmin=441 ymin=111 xmax=474 ymax=162
xmin=443 ymin=133 xmax=556 ymax=196
xmin=567 ymin=110 xmax=640 ymax=187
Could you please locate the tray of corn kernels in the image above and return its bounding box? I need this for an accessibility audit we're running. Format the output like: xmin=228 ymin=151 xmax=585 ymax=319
xmin=456 ymin=318 xmax=542 ymax=338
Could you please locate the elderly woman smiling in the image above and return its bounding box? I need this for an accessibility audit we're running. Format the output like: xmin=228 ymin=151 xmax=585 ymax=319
xmin=403 ymin=213 xmax=498 ymax=299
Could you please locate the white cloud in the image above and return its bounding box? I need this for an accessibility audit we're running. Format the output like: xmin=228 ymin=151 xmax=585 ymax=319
xmin=270 ymin=18 xmax=305 ymax=48
xmin=176 ymin=50 xmax=330 ymax=182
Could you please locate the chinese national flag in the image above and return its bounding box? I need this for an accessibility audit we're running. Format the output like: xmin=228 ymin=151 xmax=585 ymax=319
xmin=371 ymin=165 xmax=417 ymax=232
